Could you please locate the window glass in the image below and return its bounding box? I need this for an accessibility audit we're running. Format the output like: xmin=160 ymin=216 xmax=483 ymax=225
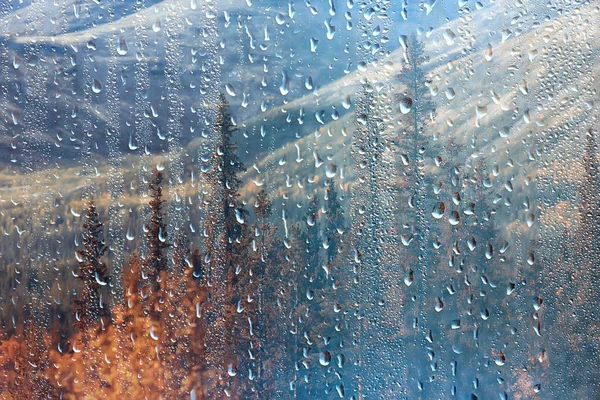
xmin=0 ymin=0 xmax=598 ymax=398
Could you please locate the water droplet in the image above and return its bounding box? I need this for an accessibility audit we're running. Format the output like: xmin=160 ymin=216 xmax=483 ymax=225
xmin=449 ymin=211 xmax=460 ymax=225
xmin=324 ymin=18 xmax=336 ymax=39
xmin=400 ymin=97 xmax=413 ymax=114
xmin=310 ymin=37 xmax=319 ymax=53
xmin=319 ymin=351 xmax=331 ymax=366
xmin=404 ymin=269 xmax=414 ymax=286
xmin=279 ymin=71 xmax=290 ymax=95
xmin=435 ymin=297 xmax=444 ymax=312
xmin=117 ymin=36 xmax=128 ymax=56
xmin=467 ymin=236 xmax=476 ymax=251
xmin=484 ymin=44 xmax=493 ymax=61
xmin=443 ymin=29 xmax=456 ymax=45
xmin=92 ymin=79 xmax=103 ymax=94
xmin=225 ymin=83 xmax=236 ymax=97
xmin=235 ymin=209 xmax=245 ymax=224
xmin=432 ymin=202 xmax=445 ymax=219
xmin=494 ymin=352 xmax=506 ymax=366
xmin=424 ymin=0 xmax=437 ymax=15
xmin=153 ymin=18 xmax=162 ymax=32
xmin=275 ymin=13 xmax=286 ymax=25
xmin=228 ymin=363 xmax=237 ymax=376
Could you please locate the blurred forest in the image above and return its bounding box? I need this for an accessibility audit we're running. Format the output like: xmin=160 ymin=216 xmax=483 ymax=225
xmin=0 ymin=96 xmax=357 ymax=399
xmin=0 ymin=0 xmax=599 ymax=398
xmin=1 ymin=80 xmax=599 ymax=400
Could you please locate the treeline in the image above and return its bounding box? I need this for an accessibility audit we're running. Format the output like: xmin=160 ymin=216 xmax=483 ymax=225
xmin=0 ymin=95 xmax=352 ymax=399
xmin=2 ymin=33 xmax=589 ymax=399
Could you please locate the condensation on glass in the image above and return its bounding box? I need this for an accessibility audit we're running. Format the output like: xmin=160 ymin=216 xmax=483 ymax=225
xmin=0 ymin=0 xmax=598 ymax=399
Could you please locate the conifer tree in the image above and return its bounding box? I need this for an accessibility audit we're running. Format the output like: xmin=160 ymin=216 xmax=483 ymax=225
xmin=578 ymin=129 xmax=600 ymax=258
xmin=256 ymin=189 xmax=273 ymax=245
xmin=396 ymin=33 xmax=435 ymax=269
xmin=217 ymin=92 xmax=248 ymax=260
xmin=134 ymin=168 xmax=172 ymax=337
xmin=324 ymin=178 xmax=345 ymax=263
xmin=395 ymin=35 xmax=437 ymax=392
xmin=295 ymin=192 xmax=325 ymax=396
xmin=350 ymin=82 xmax=388 ymax=396
xmin=300 ymin=193 xmax=322 ymax=271
xmin=396 ymin=33 xmax=435 ymax=140
xmin=123 ymin=253 xmax=142 ymax=312
xmin=73 ymin=199 xmax=109 ymax=333
xmin=568 ymin=128 xmax=600 ymax=391
xmin=162 ymin=229 xmax=194 ymax=397
xmin=320 ymin=178 xmax=349 ymax=391
xmin=212 ymin=93 xmax=248 ymax=393
xmin=144 ymin=169 xmax=170 ymax=296
xmin=252 ymin=189 xmax=277 ymax=392
xmin=9 ymin=310 xmax=57 ymax=398
xmin=214 ymin=91 xmax=248 ymax=321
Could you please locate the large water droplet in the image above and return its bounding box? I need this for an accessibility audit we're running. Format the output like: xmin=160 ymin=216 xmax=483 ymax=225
xmin=432 ymin=202 xmax=445 ymax=219
xmin=117 ymin=36 xmax=128 ymax=56
xmin=92 ymin=79 xmax=103 ymax=94
xmin=400 ymin=97 xmax=413 ymax=114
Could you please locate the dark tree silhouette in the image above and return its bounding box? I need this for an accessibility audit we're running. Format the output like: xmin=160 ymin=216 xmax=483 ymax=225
xmin=325 ymin=178 xmax=345 ymax=263
xmin=300 ymin=192 xmax=322 ymax=271
xmin=216 ymin=93 xmax=248 ymax=253
xmin=351 ymin=83 xmax=388 ymax=396
xmin=396 ymin=36 xmax=437 ymax=395
xmin=213 ymin=93 xmax=249 ymax=393
xmin=567 ymin=128 xmax=600 ymax=391
xmin=123 ymin=252 xmax=142 ymax=312
xmin=73 ymin=199 xmax=110 ymax=333
xmin=294 ymin=192 xmax=325 ymax=396
xmin=255 ymin=189 xmax=272 ymax=229
xmin=172 ymin=228 xmax=190 ymax=276
xmin=578 ymin=129 xmax=600 ymax=257
xmin=396 ymin=33 xmax=436 ymax=257
xmin=143 ymin=169 xmax=170 ymax=300
xmin=396 ymin=32 xmax=436 ymax=138
xmin=252 ymin=189 xmax=277 ymax=391
xmin=577 ymin=129 xmax=600 ymax=317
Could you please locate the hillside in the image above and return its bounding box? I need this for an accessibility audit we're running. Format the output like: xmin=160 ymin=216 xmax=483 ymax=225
xmin=1 ymin=0 xmax=600 ymax=398
xmin=0 ymin=0 xmax=596 ymax=226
